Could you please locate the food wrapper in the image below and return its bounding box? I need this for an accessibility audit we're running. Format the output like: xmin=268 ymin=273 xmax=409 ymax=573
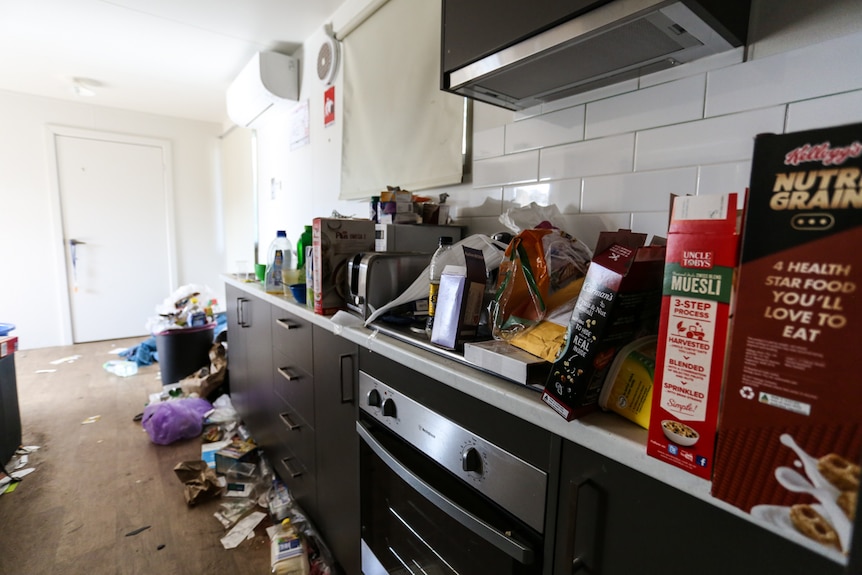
xmin=490 ymin=228 xmax=590 ymax=341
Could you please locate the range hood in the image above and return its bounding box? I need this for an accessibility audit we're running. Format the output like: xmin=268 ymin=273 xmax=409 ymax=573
xmin=442 ymin=0 xmax=750 ymax=110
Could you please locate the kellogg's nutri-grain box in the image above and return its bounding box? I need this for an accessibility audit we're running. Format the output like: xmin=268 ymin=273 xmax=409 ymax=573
xmin=712 ymin=123 xmax=862 ymax=563
xmin=646 ymin=193 xmax=742 ymax=480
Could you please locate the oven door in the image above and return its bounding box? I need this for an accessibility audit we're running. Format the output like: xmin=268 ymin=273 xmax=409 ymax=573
xmin=357 ymin=417 xmax=543 ymax=575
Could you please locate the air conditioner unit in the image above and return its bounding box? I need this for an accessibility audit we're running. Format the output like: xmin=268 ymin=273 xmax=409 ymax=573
xmin=226 ymin=51 xmax=299 ymax=127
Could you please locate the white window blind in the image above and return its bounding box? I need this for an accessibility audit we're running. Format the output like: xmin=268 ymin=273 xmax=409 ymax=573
xmin=339 ymin=0 xmax=464 ymax=200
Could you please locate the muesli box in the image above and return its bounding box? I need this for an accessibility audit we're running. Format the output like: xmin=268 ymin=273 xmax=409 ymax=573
xmin=712 ymin=123 xmax=862 ymax=561
xmin=646 ymin=193 xmax=743 ymax=480
xmin=542 ymin=230 xmax=665 ymax=421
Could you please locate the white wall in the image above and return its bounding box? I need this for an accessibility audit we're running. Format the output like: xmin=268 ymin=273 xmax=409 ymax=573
xmin=0 ymin=91 xmax=224 ymax=349
xmin=250 ymin=1 xmax=862 ymax=259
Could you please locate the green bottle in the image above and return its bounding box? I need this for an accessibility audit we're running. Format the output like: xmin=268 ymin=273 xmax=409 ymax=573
xmin=296 ymin=226 xmax=313 ymax=281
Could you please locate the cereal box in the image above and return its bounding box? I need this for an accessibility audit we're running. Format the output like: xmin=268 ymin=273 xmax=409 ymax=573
xmin=646 ymin=193 xmax=743 ymax=480
xmin=312 ymin=218 xmax=375 ymax=315
xmin=542 ymin=230 xmax=665 ymax=421
xmin=712 ymin=123 xmax=862 ymax=562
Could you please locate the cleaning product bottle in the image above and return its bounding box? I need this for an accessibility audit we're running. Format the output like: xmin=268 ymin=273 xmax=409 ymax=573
xmin=265 ymin=231 xmax=293 ymax=294
xmin=270 ymin=518 xmax=310 ymax=575
xmin=425 ymin=236 xmax=454 ymax=338
xmin=295 ymin=226 xmax=312 ymax=283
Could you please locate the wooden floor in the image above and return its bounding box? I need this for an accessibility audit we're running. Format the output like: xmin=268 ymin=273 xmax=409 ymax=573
xmin=0 ymin=338 xmax=271 ymax=575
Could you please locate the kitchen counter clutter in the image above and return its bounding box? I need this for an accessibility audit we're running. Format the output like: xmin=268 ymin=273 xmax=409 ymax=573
xmin=223 ymin=274 xmax=853 ymax=570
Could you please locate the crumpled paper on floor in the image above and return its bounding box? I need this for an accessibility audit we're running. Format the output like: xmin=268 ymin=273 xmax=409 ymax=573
xmin=173 ymin=460 xmax=223 ymax=506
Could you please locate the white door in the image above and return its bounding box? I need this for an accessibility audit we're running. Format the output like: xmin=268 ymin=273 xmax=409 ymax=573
xmin=54 ymin=131 xmax=175 ymax=343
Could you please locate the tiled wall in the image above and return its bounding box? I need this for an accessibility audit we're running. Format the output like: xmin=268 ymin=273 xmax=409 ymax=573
xmin=448 ymin=30 xmax=862 ymax=251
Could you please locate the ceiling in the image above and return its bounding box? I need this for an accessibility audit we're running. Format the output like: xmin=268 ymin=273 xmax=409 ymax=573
xmin=0 ymin=0 xmax=346 ymax=125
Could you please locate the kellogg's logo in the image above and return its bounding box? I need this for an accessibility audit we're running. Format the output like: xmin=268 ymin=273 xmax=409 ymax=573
xmin=784 ymin=141 xmax=862 ymax=167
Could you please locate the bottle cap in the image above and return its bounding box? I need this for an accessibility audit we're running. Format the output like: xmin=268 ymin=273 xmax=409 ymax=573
xmin=439 ymin=236 xmax=453 ymax=246
xmin=277 ymin=230 xmax=287 ymax=237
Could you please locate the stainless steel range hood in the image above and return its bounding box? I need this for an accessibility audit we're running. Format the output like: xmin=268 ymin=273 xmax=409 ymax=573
xmin=443 ymin=0 xmax=750 ymax=110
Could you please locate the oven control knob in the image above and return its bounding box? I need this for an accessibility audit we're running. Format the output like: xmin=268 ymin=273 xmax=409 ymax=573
xmin=381 ymin=398 xmax=397 ymax=418
xmin=366 ymin=388 xmax=382 ymax=407
xmin=461 ymin=447 xmax=483 ymax=474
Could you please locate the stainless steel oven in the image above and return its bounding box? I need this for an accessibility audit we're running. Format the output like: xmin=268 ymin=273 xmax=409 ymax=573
xmin=357 ymin=355 xmax=559 ymax=575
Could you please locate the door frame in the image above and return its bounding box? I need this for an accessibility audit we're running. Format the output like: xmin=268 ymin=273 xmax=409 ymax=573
xmin=46 ymin=125 xmax=178 ymax=345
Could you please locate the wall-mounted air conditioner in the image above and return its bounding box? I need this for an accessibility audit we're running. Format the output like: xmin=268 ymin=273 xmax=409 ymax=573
xmin=226 ymin=51 xmax=299 ymax=127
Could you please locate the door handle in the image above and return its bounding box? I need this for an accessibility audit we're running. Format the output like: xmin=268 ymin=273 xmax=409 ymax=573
xmin=237 ymin=298 xmax=250 ymax=327
xmin=338 ymin=353 xmax=354 ymax=404
xmin=565 ymin=475 xmax=604 ymax=574
xmin=277 ymin=367 xmax=300 ymax=382
xmin=280 ymin=457 xmax=303 ymax=478
xmin=279 ymin=412 xmax=301 ymax=431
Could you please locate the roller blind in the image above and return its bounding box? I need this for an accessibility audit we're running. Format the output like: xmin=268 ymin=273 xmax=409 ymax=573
xmin=340 ymin=0 xmax=464 ymax=200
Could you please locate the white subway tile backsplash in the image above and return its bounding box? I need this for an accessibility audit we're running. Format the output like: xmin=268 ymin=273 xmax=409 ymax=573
xmin=505 ymin=106 xmax=585 ymax=153
xmin=698 ymin=161 xmax=751 ymax=205
xmin=630 ymin=211 xmax=671 ymax=242
xmin=474 ymin=126 xmax=505 ymax=160
xmin=473 ymin=150 xmax=539 ymax=188
xmin=540 ymin=134 xmax=635 ymax=181
xmin=786 ymin=89 xmax=862 ymax=132
xmin=558 ymin=213 xmax=633 ymax=251
xmin=639 ymin=48 xmax=744 ymax=89
xmin=635 ymin=107 xmax=785 ymax=171
xmin=542 ymin=79 xmax=639 ymax=113
xmin=586 ymin=75 xmax=705 ymax=139
xmin=505 ymin=178 xmax=582 ymax=214
xmin=447 ymin=186 xmax=503 ymax=218
xmin=706 ymin=31 xmax=862 ymax=118
xmin=582 ymin=168 xmax=696 ymax=213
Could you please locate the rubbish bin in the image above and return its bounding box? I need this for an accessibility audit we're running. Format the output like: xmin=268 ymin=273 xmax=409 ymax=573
xmin=155 ymin=323 xmax=215 ymax=385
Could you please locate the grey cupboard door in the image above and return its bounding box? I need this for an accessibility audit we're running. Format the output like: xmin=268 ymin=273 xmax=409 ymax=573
xmin=554 ymin=439 xmax=845 ymax=575
xmin=313 ymin=325 xmax=360 ymax=575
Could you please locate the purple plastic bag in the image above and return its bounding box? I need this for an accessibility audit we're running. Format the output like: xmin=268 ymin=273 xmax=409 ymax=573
xmin=141 ymin=397 xmax=213 ymax=445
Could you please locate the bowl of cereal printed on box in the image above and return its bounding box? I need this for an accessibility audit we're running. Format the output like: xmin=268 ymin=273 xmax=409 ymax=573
xmin=661 ymin=420 xmax=699 ymax=447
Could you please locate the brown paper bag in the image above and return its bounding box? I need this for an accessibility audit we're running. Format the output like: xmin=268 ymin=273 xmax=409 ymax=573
xmin=173 ymin=460 xmax=222 ymax=506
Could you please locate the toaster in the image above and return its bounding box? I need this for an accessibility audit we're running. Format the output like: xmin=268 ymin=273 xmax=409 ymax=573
xmin=346 ymin=252 xmax=433 ymax=319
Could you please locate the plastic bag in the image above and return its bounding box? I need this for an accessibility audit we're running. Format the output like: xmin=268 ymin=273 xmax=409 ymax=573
xmin=499 ymin=202 xmax=568 ymax=234
xmin=142 ymin=397 xmax=213 ymax=445
xmin=490 ymin=227 xmax=592 ymax=341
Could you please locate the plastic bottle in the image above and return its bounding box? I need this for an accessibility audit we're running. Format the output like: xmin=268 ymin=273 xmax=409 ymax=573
xmin=270 ymin=518 xmax=310 ymax=575
xmin=295 ymin=226 xmax=312 ymax=282
xmin=265 ymin=231 xmax=293 ymax=294
xmin=425 ymin=236 xmax=454 ymax=338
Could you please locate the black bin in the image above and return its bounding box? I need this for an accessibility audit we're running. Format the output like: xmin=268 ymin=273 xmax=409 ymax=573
xmin=155 ymin=323 xmax=215 ymax=385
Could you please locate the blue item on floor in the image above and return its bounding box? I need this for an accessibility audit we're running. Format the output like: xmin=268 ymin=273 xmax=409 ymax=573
xmin=120 ymin=336 xmax=159 ymax=366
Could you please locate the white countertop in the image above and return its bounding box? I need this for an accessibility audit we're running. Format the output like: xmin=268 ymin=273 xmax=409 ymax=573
xmin=224 ymin=274 xmax=845 ymax=564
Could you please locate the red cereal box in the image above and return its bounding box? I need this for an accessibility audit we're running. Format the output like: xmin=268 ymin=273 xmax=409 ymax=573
xmin=646 ymin=193 xmax=743 ymax=479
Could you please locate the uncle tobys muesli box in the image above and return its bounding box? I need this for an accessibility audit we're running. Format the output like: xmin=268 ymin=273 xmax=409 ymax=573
xmin=712 ymin=123 xmax=862 ymax=562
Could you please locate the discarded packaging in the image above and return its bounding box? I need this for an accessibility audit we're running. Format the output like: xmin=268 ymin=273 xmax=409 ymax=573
xmin=103 ymin=360 xmax=139 ymax=377
xmin=174 ymin=460 xmax=223 ymax=506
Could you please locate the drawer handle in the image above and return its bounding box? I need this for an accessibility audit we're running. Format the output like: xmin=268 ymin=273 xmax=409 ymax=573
xmin=276 ymin=318 xmax=301 ymax=331
xmin=280 ymin=457 xmax=303 ymax=478
xmin=277 ymin=367 xmax=300 ymax=381
xmin=279 ymin=412 xmax=301 ymax=431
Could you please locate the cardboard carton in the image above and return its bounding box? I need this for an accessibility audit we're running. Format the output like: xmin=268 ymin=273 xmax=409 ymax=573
xmin=312 ymin=218 xmax=375 ymax=315
xmin=646 ymin=193 xmax=742 ymax=480
xmin=430 ymin=246 xmax=486 ymax=349
xmin=712 ymin=123 xmax=862 ymax=560
xmin=542 ymin=230 xmax=665 ymax=420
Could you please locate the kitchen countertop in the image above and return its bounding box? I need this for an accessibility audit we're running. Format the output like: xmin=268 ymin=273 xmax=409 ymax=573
xmin=223 ymin=274 xmax=842 ymax=563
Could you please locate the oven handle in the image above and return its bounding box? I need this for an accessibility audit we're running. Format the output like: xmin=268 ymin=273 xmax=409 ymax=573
xmin=356 ymin=420 xmax=535 ymax=565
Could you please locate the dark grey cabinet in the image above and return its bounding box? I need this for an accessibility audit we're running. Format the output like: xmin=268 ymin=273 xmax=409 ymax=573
xmin=0 ymin=352 xmax=22 ymax=466
xmin=225 ymin=284 xmax=272 ymax=441
xmin=554 ymin=440 xmax=844 ymax=575
xmin=270 ymin=307 xmax=317 ymax=519
xmin=313 ymin=325 xmax=360 ymax=575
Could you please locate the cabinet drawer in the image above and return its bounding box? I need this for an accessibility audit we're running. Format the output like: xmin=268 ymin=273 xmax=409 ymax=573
xmin=271 ymin=402 xmax=317 ymax=514
xmin=272 ymin=349 xmax=314 ymax=429
xmin=271 ymin=308 xmax=313 ymax=373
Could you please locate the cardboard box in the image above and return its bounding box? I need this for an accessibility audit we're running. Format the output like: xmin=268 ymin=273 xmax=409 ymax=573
xmin=430 ymin=246 xmax=486 ymax=350
xmin=542 ymin=230 xmax=665 ymax=420
xmin=712 ymin=123 xmax=862 ymax=560
xmin=312 ymin=218 xmax=375 ymax=315
xmin=646 ymin=193 xmax=742 ymax=480
xmin=463 ymin=340 xmax=550 ymax=391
